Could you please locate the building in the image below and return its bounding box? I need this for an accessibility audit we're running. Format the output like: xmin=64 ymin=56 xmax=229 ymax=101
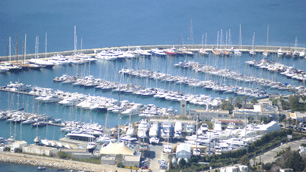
xmin=176 ymin=143 xmax=191 ymax=160
xmin=11 ymin=140 xmax=28 ymax=149
xmin=290 ymin=112 xmax=306 ymax=122
xmin=280 ymin=168 xmax=293 ymax=172
xmin=220 ymin=165 xmax=248 ymax=172
xmin=189 ymin=109 xmax=230 ymax=121
xmin=101 ymin=156 xmax=116 ymax=165
xmin=122 ymin=153 xmax=141 ymax=168
xmin=22 ymin=144 xmax=59 ymax=156
xmin=180 ymin=100 xmax=187 ymax=116
xmin=214 ymin=119 xmax=244 ymax=130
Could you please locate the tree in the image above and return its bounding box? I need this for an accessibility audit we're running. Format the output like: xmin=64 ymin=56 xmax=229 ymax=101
xmin=190 ymin=156 xmax=198 ymax=164
xmin=282 ymin=150 xmax=305 ymax=171
xmin=239 ymin=155 xmax=249 ymax=166
xmin=220 ymin=100 xmax=234 ymax=113
xmin=117 ymin=162 xmax=124 ymax=168
xmin=235 ymin=97 xmax=242 ymax=109
xmin=228 ymin=96 xmax=234 ymax=104
xmin=251 ymin=98 xmax=258 ymax=105
xmin=179 ymin=158 xmax=187 ymax=168
xmin=262 ymin=163 xmax=272 ymax=171
xmin=242 ymin=96 xmax=248 ymax=108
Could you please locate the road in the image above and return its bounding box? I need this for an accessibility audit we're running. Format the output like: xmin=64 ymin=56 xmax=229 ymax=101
xmin=149 ymin=144 xmax=171 ymax=172
xmin=252 ymin=138 xmax=306 ymax=164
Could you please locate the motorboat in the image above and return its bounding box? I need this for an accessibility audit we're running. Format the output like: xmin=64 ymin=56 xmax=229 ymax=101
xmin=149 ymin=137 xmax=160 ymax=144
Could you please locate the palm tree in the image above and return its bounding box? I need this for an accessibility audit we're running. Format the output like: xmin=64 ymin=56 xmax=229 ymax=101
xmin=242 ymin=96 xmax=248 ymax=108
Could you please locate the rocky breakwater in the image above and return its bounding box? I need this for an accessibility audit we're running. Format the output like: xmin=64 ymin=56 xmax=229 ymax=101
xmin=0 ymin=152 xmax=129 ymax=172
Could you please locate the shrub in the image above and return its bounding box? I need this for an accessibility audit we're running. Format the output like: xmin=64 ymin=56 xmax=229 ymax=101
xmin=117 ymin=162 xmax=124 ymax=168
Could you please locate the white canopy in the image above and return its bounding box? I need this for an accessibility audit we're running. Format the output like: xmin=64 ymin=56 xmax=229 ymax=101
xmin=99 ymin=142 xmax=134 ymax=155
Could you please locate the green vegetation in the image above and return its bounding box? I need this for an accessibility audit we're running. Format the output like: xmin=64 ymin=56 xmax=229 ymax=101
xmin=170 ymin=130 xmax=304 ymax=172
xmin=234 ymin=97 xmax=242 ymax=109
xmin=117 ymin=162 xmax=124 ymax=168
xmin=57 ymin=151 xmax=101 ymax=164
xmin=263 ymin=149 xmax=306 ymax=171
xmin=220 ymin=100 xmax=234 ymax=113
xmin=278 ymin=95 xmax=306 ymax=112
xmin=251 ymin=98 xmax=258 ymax=105
xmin=259 ymin=116 xmax=272 ymax=124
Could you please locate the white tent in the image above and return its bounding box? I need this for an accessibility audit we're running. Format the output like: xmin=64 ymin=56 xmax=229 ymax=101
xmin=254 ymin=121 xmax=281 ymax=133
xmin=99 ymin=142 xmax=134 ymax=155
xmin=176 ymin=143 xmax=191 ymax=159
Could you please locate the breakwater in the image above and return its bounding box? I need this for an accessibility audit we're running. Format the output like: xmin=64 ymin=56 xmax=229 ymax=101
xmin=0 ymin=152 xmax=129 ymax=172
xmin=0 ymin=44 xmax=305 ymax=62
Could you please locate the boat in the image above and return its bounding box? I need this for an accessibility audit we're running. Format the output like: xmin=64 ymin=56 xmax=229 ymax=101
xmin=249 ymin=32 xmax=256 ymax=56
xmin=174 ymin=121 xmax=182 ymax=138
xmin=198 ymin=33 xmax=209 ymax=56
xmin=164 ymin=47 xmax=178 ymax=55
xmin=37 ymin=166 xmax=46 ymax=170
xmin=150 ymin=48 xmax=166 ymax=56
xmin=66 ymin=133 xmax=95 ymax=142
xmin=32 ymin=122 xmax=46 ymax=127
xmin=149 ymin=137 xmax=160 ymax=144
xmin=277 ymin=48 xmax=284 ymax=56
xmin=234 ymin=24 xmax=243 ymax=56
xmin=86 ymin=142 xmax=97 ymax=152
xmin=263 ymin=25 xmax=270 ymax=57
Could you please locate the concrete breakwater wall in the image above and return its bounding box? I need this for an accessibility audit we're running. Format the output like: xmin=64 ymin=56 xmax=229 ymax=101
xmin=0 ymin=152 xmax=129 ymax=172
xmin=0 ymin=44 xmax=305 ymax=62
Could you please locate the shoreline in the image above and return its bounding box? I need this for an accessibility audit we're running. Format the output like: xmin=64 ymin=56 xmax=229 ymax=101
xmin=0 ymin=152 xmax=129 ymax=172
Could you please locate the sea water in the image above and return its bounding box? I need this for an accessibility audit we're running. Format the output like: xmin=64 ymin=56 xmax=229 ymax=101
xmin=0 ymin=0 xmax=306 ymax=171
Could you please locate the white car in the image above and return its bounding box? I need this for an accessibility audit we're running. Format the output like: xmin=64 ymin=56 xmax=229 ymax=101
xmin=163 ymin=144 xmax=173 ymax=153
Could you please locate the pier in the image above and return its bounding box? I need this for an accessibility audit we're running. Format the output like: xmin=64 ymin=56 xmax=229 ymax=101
xmin=0 ymin=44 xmax=305 ymax=62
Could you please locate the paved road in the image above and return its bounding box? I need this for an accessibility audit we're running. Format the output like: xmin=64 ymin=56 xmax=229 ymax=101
xmin=253 ymin=139 xmax=306 ymax=164
xmin=149 ymin=144 xmax=170 ymax=172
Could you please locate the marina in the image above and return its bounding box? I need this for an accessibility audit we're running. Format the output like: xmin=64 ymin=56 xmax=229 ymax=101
xmin=1 ymin=0 xmax=306 ymax=171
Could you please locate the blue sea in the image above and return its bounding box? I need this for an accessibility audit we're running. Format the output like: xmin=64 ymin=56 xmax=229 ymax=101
xmin=0 ymin=0 xmax=306 ymax=171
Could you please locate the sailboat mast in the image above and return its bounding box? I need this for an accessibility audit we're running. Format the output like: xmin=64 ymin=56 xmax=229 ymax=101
xmin=294 ymin=36 xmax=298 ymax=52
xmin=35 ymin=36 xmax=40 ymax=59
xmin=217 ymin=31 xmax=219 ymax=49
xmin=266 ymin=25 xmax=269 ymax=49
xmin=24 ymin=34 xmax=27 ymax=57
xmin=228 ymin=29 xmax=231 ymax=46
xmin=225 ymin=31 xmax=228 ymax=48
xmin=220 ymin=29 xmax=223 ymax=49
xmin=205 ymin=33 xmax=207 ymax=49
xmin=22 ymin=40 xmax=24 ymax=65
xmin=189 ymin=19 xmax=193 ymax=45
xmin=9 ymin=36 xmax=11 ymax=61
xmin=45 ymin=32 xmax=47 ymax=58
xmin=239 ymin=24 xmax=242 ymax=49
xmin=252 ymin=32 xmax=255 ymax=50
xmin=201 ymin=34 xmax=204 ymax=49
xmin=74 ymin=25 xmax=77 ymax=56
xmin=16 ymin=34 xmax=18 ymax=63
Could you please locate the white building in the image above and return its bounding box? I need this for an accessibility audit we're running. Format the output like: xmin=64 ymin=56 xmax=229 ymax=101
xmin=220 ymin=165 xmax=248 ymax=172
xmin=176 ymin=143 xmax=191 ymax=160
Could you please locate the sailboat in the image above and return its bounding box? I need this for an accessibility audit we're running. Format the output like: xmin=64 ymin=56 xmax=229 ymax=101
xmin=199 ymin=33 xmax=209 ymax=56
xmin=249 ymin=32 xmax=256 ymax=56
xmin=234 ymin=24 xmax=242 ymax=56
xmin=263 ymin=25 xmax=269 ymax=57
xmin=285 ymin=43 xmax=293 ymax=57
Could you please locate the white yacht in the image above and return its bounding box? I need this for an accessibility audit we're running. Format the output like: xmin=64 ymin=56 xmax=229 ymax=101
xmin=174 ymin=121 xmax=182 ymax=138
xmin=277 ymin=48 xmax=284 ymax=56
xmin=149 ymin=122 xmax=159 ymax=137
